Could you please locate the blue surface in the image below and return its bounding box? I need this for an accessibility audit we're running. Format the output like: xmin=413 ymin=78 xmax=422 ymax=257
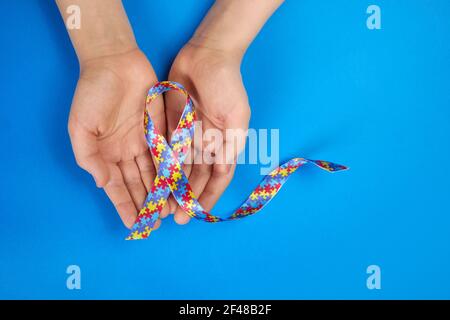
xmin=0 ymin=0 xmax=449 ymax=299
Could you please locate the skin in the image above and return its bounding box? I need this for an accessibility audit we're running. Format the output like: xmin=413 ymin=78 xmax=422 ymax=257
xmin=56 ymin=0 xmax=283 ymax=229
xmin=165 ymin=0 xmax=284 ymax=224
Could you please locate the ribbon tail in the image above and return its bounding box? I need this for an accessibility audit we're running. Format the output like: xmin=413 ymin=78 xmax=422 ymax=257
xmin=306 ymin=159 xmax=349 ymax=172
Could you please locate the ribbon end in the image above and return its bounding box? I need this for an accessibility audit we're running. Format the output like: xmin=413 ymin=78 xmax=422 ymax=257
xmin=307 ymin=159 xmax=349 ymax=173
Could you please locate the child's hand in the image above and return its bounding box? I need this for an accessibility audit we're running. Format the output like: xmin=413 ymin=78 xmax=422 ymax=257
xmin=161 ymin=0 xmax=283 ymax=224
xmin=164 ymin=41 xmax=250 ymax=224
xmin=68 ymin=49 xmax=167 ymax=229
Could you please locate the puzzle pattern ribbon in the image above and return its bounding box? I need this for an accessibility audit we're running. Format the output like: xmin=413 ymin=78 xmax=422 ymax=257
xmin=127 ymin=81 xmax=348 ymax=240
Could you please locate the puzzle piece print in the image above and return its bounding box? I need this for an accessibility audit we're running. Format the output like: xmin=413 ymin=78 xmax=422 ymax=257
xmin=126 ymin=81 xmax=348 ymax=240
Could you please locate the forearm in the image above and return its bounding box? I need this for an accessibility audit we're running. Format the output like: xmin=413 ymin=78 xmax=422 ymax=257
xmin=55 ymin=0 xmax=137 ymax=65
xmin=190 ymin=0 xmax=284 ymax=58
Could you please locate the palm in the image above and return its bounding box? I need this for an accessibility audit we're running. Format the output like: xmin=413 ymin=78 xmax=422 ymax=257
xmin=74 ymin=75 xmax=145 ymax=163
xmin=68 ymin=49 xmax=166 ymax=229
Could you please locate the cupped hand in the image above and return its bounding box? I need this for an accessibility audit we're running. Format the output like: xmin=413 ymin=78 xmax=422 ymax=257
xmin=164 ymin=42 xmax=251 ymax=224
xmin=68 ymin=49 xmax=168 ymax=229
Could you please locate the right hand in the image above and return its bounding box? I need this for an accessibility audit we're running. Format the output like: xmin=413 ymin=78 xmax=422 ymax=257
xmin=68 ymin=48 xmax=167 ymax=229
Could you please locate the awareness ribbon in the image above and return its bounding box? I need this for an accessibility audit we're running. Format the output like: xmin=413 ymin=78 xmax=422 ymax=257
xmin=127 ymin=81 xmax=348 ymax=240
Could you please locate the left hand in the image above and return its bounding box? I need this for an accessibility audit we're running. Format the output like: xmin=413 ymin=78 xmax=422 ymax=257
xmin=163 ymin=42 xmax=250 ymax=224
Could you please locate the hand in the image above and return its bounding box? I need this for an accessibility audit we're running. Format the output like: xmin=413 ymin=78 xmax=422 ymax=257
xmin=164 ymin=41 xmax=251 ymax=224
xmin=68 ymin=49 xmax=168 ymax=229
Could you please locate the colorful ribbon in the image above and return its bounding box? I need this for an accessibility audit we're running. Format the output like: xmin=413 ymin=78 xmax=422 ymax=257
xmin=126 ymin=81 xmax=348 ymax=240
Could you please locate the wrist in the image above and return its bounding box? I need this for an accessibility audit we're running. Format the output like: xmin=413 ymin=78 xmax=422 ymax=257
xmin=77 ymin=37 xmax=138 ymax=67
xmin=188 ymin=34 xmax=245 ymax=62
xmin=78 ymin=48 xmax=155 ymax=90
xmin=190 ymin=0 xmax=284 ymax=61
xmin=56 ymin=0 xmax=138 ymax=66
xmin=190 ymin=1 xmax=250 ymax=61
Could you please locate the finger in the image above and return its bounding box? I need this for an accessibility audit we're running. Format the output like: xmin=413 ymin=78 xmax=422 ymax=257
xmin=143 ymin=152 xmax=171 ymax=219
xmin=153 ymin=218 xmax=161 ymax=230
xmin=68 ymin=120 xmax=109 ymax=187
xmin=166 ymin=163 xmax=192 ymax=217
xmin=103 ymin=164 xmax=138 ymax=229
xmin=166 ymin=197 xmax=176 ymax=218
xmin=198 ymin=138 xmax=238 ymax=212
xmin=119 ymin=159 xmax=148 ymax=210
xmin=165 ymin=87 xmax=186 ymax=136
xmin=144 ymin=152 xmax=171 ymax=219
xmin=198 ymin=164 xmax=236 ymax=212
xmin=221 ymin=126 xmax=248 ymax=166
xmin=160 ymin=196 xmax=170 ymax=219
xmin=135 ymin=152 xmax=156 ymax=192
xmin=174 ymin=162 xmax=211 ymax=225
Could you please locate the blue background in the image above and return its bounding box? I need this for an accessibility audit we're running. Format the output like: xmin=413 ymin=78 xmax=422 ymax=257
xmin=0 ymin=0 xmax=449 ymax=299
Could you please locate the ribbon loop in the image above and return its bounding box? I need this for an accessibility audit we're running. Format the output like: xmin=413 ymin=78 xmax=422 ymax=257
xmin=126 ymin=81 xmax=348 ymax=240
